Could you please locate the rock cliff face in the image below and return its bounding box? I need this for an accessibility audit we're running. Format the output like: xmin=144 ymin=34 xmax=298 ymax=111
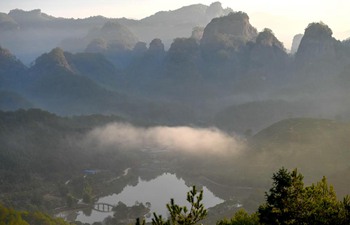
xmin=292 ymin=22 xmax=350 ymax=83
xmin=296 ymin=22 xmax=337 ymax=63
xmin=235 ymin=29 xmax=289 ymax=93
xmin=291 ymin=34 xmax=303 ymax=54
xmin=246 ymin=29 xmax=288 ymax=70
xmin=200 ymin=12 xmax=257 ymax=59
xmin=255 ymin=28 xmax=285 ymax=49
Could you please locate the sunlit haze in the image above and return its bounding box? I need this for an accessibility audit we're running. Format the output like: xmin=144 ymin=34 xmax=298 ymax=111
xmin=1 ymin=0 xmax=349 ymax=49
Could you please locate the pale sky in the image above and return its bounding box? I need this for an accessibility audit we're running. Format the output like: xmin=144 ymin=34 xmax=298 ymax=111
xmin=1 ymin=0 xmax=349 ymax=49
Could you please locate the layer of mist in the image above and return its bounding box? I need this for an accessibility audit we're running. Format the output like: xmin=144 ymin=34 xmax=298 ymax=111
xmin=86 ymin=123 xmax=244 ymax=155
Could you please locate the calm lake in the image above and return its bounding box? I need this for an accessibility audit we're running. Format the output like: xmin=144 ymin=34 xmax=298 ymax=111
xmin=75 ymin=172 xmax=224 ymax=224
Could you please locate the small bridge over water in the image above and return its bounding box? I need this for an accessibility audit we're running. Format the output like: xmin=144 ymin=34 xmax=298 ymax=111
xmin=92 ymin=203 xmax=115 ymax=212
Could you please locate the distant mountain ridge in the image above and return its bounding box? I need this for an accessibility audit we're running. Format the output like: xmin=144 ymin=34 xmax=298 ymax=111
xmin=0 ymin=2 xmax=233 ymax=64
xmin=8 ymin=8 xmax=55 ymax=25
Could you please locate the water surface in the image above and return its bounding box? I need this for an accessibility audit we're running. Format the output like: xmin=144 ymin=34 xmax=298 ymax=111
xmin=76 ymin=173 xmax=223 ymax=223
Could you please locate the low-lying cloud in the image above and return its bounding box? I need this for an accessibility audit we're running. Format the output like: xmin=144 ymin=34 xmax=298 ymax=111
xmin=86 ymin=123 xmax=243 ymax=155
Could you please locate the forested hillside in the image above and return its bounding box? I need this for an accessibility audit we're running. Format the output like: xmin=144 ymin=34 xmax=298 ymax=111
xmin=0 ymin=109 xmax=141 ymax=212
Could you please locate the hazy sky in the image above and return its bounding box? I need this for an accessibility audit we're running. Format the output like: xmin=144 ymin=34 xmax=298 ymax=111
xmin=1 ymin=0 xmax=349 ymax=49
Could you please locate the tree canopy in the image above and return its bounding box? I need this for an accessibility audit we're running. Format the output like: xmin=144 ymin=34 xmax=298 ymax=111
xmin=0 ymin=204 xmax=71 ymax=225
xmin=258 ymin=168 xmax=350 ymax=225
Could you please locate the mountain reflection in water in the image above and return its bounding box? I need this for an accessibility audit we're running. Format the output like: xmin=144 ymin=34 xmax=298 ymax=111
xmin=76 ymin=173 xmax=224 ymax=224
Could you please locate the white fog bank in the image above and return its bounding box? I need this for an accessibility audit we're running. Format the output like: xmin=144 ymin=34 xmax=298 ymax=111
xmin=86 ymin=123 xmax=244 ymax=155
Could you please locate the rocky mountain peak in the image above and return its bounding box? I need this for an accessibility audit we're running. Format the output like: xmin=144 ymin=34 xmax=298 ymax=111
xmin=303 ymin=22 xmax=333 ymax=40
xmin=205 ymin=2 xmax=233 ymax=18
xmin=291 ymin=34 xmax=303 ymax=54
xmin=200 ymin=11 xmax=257 ymax=59
xmin=256 ymin=28 xmax=285 ymax=50
xmin=296 ymin=22 xmax=336 ymax=62
xmin=33 ymin=48 xmax=73 ymax=73
xmin=201 ymin=12 xmax=257 ymax=47
xmin=148 ymin=38 xmax=165 ymax=54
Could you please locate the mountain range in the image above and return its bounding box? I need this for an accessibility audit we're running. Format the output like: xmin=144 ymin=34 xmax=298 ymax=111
xmin=0 ymin=2 xmax=233 ymax=64
xmin=0 ymin=2 xmax=350 ymax=134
